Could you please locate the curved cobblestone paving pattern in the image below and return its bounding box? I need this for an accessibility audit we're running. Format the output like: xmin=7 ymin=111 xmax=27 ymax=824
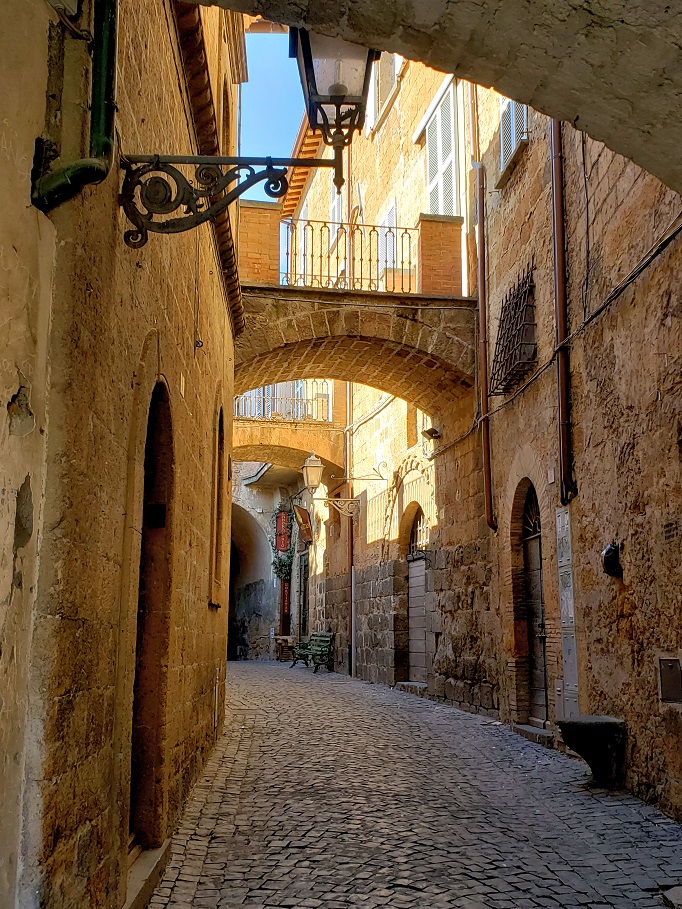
xmin=150 ymin=664 xmax=682 ymax=909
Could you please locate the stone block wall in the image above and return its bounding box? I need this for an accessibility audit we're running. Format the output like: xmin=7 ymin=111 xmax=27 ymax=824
xmin=0 ymin=3 xmax=55 ymax=904
xmin=477 ymin=85 xmax=682 ymax=817
xmin=354 ymin=560 xmax=408 ymax=687
xmin=427 ymin=544 xmax=500 ymax=717
xmin=324 ymin=571 xmax=351 ymax=672
xmin=9 ymin=2 xmax=241 ymax=907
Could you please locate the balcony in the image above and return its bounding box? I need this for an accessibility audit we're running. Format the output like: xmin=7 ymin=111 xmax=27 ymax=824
xmin=238 ymin=201 xmax=464 ymax=297
xmin=234 ymin=392 xmax=331 ymax=422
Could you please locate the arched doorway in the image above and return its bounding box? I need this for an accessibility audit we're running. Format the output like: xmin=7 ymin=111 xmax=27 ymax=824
xmin=129 ymin=383 xmax=174 ymax=852
xmin=522 ymin=485 xmax=548 ymax=727
xmin=406 ymin=505 xmax=428 ymax=683
xmin=228 ymin=504 xmax=276 ymax=660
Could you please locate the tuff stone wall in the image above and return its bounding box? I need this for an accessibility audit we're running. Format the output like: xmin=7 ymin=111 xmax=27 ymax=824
xmin=9 ymin=3 xmax=240 ymax=907
xmin=353 ymin=560 xmax=407 ymax=687
xmin=477 ymin=85 xmax=682 ymax=816
xmin=0 ymin=3 xmax=55 ymax=904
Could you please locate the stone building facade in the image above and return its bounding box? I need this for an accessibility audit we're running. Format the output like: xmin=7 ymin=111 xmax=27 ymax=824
xmin=259 ymin=54 xmax=682 ymax=821
xmin=1 ymin=1 xmax=245 ymax=906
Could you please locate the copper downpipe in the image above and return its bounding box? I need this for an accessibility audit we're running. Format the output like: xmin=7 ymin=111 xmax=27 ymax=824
xmin=476 ymin=162 xmax=498 ymax=531
xmin=550 ymin=119 xmax=578 ymax=504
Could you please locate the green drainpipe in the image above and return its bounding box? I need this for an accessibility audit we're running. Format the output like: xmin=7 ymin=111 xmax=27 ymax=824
xmin=33 ymin=0 xmax=118 ymax=212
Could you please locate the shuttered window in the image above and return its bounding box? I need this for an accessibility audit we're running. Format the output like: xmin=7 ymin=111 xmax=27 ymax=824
xmin=500 ymin=98 xmax=528 ymax=174
xmin=426 ymin=84 xmax=458 ymax=217
xmin=329 ymin=174 xmax=342 ymax=244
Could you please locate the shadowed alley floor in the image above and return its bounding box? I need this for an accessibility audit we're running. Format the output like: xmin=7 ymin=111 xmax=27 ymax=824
xmin=149 ymin=662 xmax=682 ymax=908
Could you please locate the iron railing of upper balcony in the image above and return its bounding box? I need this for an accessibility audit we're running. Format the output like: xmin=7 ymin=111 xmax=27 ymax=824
xmin=234 ymin=393 xmax=331 ymax=423
xmin=281 ymin=219 xmax=419 ymax=293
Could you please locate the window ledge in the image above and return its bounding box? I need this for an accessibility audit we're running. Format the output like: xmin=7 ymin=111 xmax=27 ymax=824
xmin=495 ymin=138 xmax=529 ymax=189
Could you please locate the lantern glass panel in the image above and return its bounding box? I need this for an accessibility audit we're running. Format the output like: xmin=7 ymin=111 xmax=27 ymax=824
xmin=302 ymin=453 xmax=324 ymax=492
xmin=307 ymin=32 xmax=369 ymax=100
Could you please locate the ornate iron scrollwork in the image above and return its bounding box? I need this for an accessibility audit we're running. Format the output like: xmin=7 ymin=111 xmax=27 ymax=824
xmin=323 ymin=498 xmax=361 ymax=519
xmin=120 ymin=156 xmax=289 ymax=249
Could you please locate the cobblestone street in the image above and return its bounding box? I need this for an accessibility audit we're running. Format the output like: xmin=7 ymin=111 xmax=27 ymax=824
xmin=150 ymin=663 xmax=682 ymax=909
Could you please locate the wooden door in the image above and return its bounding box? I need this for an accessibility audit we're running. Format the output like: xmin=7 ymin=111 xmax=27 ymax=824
xmin=522 ymin=486 xmax=548 ymax=725
xmin=408 ymin=557 xmax=427 ymax=683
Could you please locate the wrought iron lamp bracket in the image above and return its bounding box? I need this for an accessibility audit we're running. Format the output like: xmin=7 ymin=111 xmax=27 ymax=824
xmin=331 ymin=462 xmax=388 ymax=483
xmin=322 ymin=497 xmax=361 ymax=519
xmin=119 ymin=152 xmax=338 ymax=248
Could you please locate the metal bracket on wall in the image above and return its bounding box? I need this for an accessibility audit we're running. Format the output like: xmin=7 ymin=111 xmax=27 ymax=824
xmin=323 ymin=498 xmax=361 ymax=519
xmin=331 ymin=462 xmax=388 ymax=483
xmin=119 ymin=153 xmax=337 ymax=249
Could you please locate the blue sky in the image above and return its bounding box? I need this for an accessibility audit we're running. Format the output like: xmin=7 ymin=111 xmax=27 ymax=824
xmin=240 ymin=33 xmax=305 ymax=201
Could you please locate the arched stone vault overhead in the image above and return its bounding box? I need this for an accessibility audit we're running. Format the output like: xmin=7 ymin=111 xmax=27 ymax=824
xmin=235 ymin=286 xmax=476 ymax=416
xmin=192 ymin=0 xmax=682 ymax=195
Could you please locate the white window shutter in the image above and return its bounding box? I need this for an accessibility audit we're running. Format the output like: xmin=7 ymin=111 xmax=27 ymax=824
xmin=425 ymin=84 xmax=458 ymax=216
xmin=365 ymin=62 xmax=377 ymax=133
xmin=500 ymin=98 xmax=528 ymax=173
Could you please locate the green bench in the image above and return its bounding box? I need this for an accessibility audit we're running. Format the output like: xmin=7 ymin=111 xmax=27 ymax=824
xmin=291 ymin=631 xmax=335 ymax=673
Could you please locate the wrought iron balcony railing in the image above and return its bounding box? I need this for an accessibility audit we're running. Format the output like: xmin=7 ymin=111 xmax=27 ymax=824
xmin=281 ymin=218 xmax=418 ymax=293
xmin=234 ymin=393 xmax=331 ymax=422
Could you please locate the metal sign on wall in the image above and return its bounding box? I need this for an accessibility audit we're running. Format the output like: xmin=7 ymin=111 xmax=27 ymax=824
xmin=293 ymin=505 xmax=313 ymax=543
xmin=556 ymin=506 xmax=579 ymax=718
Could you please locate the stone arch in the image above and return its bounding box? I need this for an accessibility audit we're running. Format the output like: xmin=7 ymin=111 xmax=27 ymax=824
xmin=236 ymin=288 xmax=476 ymax=417
xmin=130 ymin=378 xmax=175 ymax=850
xmin=497 ymin=445 xmax=554 ymax=723
xmin=381 ymin=454 xmax=435 ymax=561
xmin=110 ymin=330 xmax=171 ymax=887
xmin=202 ymin=0 xmax=682 ymax=195
xmin=236 ymin=339 xmax=474 ymax=418
xmin=229 ymin=502 xmax=276 ymax=660
xmin=398 ymin=501 xmax=424 ymax=559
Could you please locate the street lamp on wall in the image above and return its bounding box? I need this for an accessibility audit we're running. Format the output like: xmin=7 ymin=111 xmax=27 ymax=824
xmin=302 ymin=451 xmax=325 ymax=494
xmin=302 ymin=451 xmax=360 ymax=519
xmin=290 ymin=28 xmax=379 ymax=191
xmin=120 ymin=29 xmax=379 ymax=247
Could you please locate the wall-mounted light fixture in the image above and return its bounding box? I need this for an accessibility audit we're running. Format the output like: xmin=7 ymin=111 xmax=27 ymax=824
xmin=120 ymin=29 xmax=379 ymax=248
xmin=302 ymin=451 xmax=360 ymax=518
xmin=601 ymin=541 xmax=623 ymax=578
xmin=421 ymin=426 xmax=442 ymax=440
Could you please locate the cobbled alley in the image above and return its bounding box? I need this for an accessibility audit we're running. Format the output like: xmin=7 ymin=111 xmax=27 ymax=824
xmin=150 ymin=664 xmax=682 ymax=909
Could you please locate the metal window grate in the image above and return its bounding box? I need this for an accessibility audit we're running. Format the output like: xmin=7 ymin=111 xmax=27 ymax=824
xmin=489 ymin=264 xmax=537 ymax=395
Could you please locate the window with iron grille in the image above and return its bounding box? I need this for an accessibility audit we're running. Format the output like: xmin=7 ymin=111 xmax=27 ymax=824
xmin=489 ymin=265 xmax=537 ymax=395
xmin=499 ymin=97 xmax=528 ymax=176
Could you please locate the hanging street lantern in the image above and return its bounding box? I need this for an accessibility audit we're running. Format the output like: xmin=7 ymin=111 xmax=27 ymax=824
xmin=290 ymin=28 xmax=379 ymax=191
xmin=302 ymin=451 xmax=324 ymax=494
xmin=119 ymin=30 xmax=380 ymax=247
xmin=301 ymin=451 xmax=360 ymax=519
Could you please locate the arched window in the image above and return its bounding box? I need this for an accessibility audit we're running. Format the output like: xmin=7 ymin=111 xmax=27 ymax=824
xmin=409 ymin=506 xmax=428 ymax=554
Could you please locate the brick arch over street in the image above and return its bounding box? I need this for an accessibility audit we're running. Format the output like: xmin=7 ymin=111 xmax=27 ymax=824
xmin=196 ymin=0 xmax=682 ymax=194
xmin=235 ymin=286 xmax=476 ymax=416
xmin=232 ymin=420 xmax=345 ymax=473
